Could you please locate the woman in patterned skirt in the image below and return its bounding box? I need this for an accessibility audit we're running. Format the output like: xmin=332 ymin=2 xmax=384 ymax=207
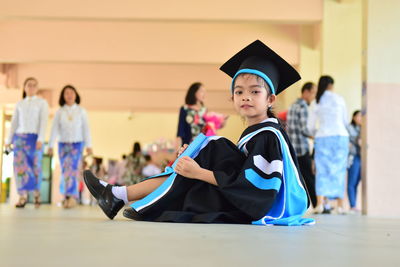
xmin=308 ymin=76 xmax=349 ymax=214
xmin=48 ymin=85 xmax=92 ymax=208
xmin=5 ymin=77 xmax=49 ymax=208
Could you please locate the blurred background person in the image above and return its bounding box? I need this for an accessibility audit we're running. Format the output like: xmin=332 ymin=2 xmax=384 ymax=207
xmin=122 ymin=142 xmax=145 ymax=185
xmin=78 ymin=160 xmax=88 ymax=205
xmin=141 ymin=154 xmax=162 ymax=177
xmin=48 ymin=85 xmax=93 ymax=209
xmin=308 ymin=75 xmax=349 ymax=214
xmin=277 ymin=110 xmax=288 ymax=131
xmin=106 ymin=159 xmax=118 ymax=185
xmin=177 ymin=82 xmax=207 ymax=147
xmin=176 ymin=82 xmax=228 ymax=148
xmin=115 ymin=155 xmax=127 ymax=186
xmin=347 ymin=110 xmax=362 ymax=213
xmin=4 ymin=77 xmax=48 ymax=208
xmin=89 ymin=157 xmax=106 ymax=205
xmin=287 ymin=82 xmax=317 ymax=208
xmin=90 ymin=157 xmax=106 ymax=179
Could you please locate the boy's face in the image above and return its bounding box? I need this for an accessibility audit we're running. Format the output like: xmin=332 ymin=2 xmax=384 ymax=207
xmin=232 ymin=74 xmax=275 ymax=121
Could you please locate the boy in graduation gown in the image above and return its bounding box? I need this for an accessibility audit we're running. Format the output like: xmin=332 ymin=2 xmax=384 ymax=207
xmin=84 ymin=40 xmax=314 ymax=226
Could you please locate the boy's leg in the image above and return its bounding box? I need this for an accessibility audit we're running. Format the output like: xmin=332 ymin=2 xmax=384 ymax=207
xmin=124 ymin=137 xmax=246 ymax=223
xmin=83 ymin=170 xmax=167 ymax=219
xmin=126 ymin=177 xmax=167 ymax=201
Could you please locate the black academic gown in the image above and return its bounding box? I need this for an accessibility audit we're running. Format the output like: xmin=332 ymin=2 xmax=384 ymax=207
xmin=129 ymin=120 xmax=309 ymax=224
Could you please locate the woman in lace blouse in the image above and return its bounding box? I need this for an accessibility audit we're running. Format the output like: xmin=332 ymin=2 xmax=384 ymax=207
xmin=48 ymin=85 xmax=92 ymax=208
xmin=5 ymin=77 xmax=49 ymax=208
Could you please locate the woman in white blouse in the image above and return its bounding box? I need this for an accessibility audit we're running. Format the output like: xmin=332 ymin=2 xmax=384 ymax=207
xmin=5 ymin=77 xmax=49 ymax=208
xmin=308 ymin=76 xmax=349 ymax=214
xmin=48 ymin=85 xmax=92 ymax=208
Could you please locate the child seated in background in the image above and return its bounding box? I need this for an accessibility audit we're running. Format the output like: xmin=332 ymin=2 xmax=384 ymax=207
xmin=141 ymin=155 xmax=162 ymax=178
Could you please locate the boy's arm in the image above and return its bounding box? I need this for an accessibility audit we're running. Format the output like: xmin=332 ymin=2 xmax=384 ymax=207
xmin=174 ymin=156 xmax=217 ymax=186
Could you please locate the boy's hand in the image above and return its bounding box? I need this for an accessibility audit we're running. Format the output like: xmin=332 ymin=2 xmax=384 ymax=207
xmin=175 ymin=156 xmax=202 ymax=179
xmin=177 ymin=144 xmax=188 ymax=157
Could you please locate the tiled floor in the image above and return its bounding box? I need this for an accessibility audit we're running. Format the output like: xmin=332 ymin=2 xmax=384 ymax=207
xmin=0 ymin=204 xmax=399 ymax=267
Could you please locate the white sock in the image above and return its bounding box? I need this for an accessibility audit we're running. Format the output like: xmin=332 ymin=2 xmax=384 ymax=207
xmin=99 ymin=180 xmax=108 ymax=187
xmin=111 ymin=186 xmax=128 ymax=204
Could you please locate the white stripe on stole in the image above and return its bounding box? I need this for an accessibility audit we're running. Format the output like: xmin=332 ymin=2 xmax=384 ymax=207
xmin=253 ymin=155 xmax=283 ymax=175
xmin=238 ymin=126 xmax=304 ymax=190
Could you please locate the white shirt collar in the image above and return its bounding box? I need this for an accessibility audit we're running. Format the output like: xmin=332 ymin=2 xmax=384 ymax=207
xmin=64 ymin=103 xmax=78 ymax=109
xmin=324 ymin=90 xmax=334 ymax=97
xmin=260 ymin=118 xmax=279 ymax=124
xmin=25 ymin=95 xmax=37 ymax=101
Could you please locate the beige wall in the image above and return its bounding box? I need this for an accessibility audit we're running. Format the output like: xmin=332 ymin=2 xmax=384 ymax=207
xmin=282 ymin=0 xmax=362 ymax=120
xmin=363 ymin=0 xmax=400 ymax=217
xmin=281 ymin=24 xmax=323 ymax=110
xmin=322 ymin=0 xmax=362 ymax=116
xmin=87 ymin=111 xmax=244 ymax=161
xmin=14 ymin=63 xmax=237 ymax=113
xmin=300 ymin=24 xmax=322 ymax=84
xmin=1 ymin=24 xmax=303 ymax=114
xmin=1 ymin=0 xmax=323 ymax=117
xmin=0 ymin=0 xmax=322 ymax=22
xmin=0 ymin=21 xmax=301 ymax=65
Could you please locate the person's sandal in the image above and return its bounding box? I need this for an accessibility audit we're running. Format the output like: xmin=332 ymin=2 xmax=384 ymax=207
xmin=15 ymin=197 xmax=27 ymax=208
xmin=68 ymin=197 xmax=77 ymax=209
xmin=34 ymin=195 xmax=41 ymax=208
xmin=63 ymin=196 xmax=73 ymax=209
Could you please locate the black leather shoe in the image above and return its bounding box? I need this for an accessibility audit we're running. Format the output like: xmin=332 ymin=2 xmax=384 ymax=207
xmin=83 ymin=170 xmax=124 ymax=220
xmin=123 ymin=208 xmax=144 ymax=221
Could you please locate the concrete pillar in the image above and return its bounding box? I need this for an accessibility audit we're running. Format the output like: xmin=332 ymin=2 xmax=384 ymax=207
xmin=362 ymin=0 xmax=400 ymax=217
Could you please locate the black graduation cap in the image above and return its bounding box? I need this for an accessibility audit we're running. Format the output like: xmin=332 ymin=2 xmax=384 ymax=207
xmin=220 ymin=40 xmax=301 ymax=95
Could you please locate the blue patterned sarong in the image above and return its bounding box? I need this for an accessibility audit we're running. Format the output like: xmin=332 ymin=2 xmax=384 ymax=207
xmin=12 ymin=133 xmax=42 ymax=194
xmin=58 ymin=142 xmax=84 ymax=197
xmin=314 ymin=136 xmax=349 ymax=198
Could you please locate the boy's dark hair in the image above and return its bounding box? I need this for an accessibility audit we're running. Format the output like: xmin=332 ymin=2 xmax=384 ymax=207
xmin=316 ymin=75 xmax=334 ymax=103
xmin=144 ymin=155 xmax=152 ymax=162
xmin=59 ymin=85 xmax=81 ymax=106
xmin=267 ymin=107 xmax=276 ymax=119
xmin=22 ymin=77 xmax=38 ymax=98
xmin=351 ymin=110 xmax=361 ymax=126
xmin=185 ymin=82 xmax=203 ymax=105
xmin=301 ymin=82 xmax=315 ymax=94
